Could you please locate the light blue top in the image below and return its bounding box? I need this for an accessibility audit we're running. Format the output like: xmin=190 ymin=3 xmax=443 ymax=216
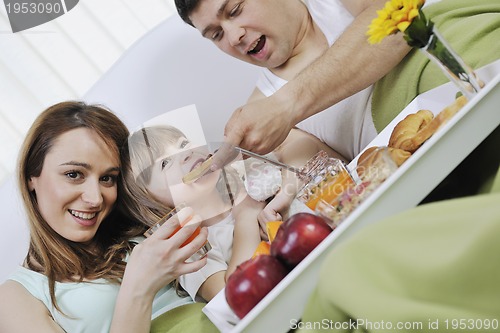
xmin=9 ymin=255 xmax=193 ymax=333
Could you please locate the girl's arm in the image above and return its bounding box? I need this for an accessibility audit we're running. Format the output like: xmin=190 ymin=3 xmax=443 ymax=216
xmin=228 ymin=194 xmax=265 ymax=276
xmin=196 ymin=194 xmax=264 ymax=302
xmin=259 ymin=129 xmax=346 ymax=224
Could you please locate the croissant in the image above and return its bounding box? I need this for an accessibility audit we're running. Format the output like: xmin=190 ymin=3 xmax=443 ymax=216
xmin=389 ymin=96 xmax=468 ymax=153
xmin=388 ymin=109 xmax=434 ymax=153
xmin=410 ymin=95 xmax=468 ymax=147
xmin=357 ymin=146 xmax=411 ymax=177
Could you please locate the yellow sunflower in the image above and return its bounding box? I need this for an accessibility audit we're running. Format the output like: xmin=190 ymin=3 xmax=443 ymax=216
xmin=367 ymin=0 xmax=425 ymax=44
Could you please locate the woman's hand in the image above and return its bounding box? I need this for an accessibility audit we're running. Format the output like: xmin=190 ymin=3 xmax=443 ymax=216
xmin=111 ymin=207 xmax=208 ymax=333
xmin=121 ymin=207 xmax=208 ymax=298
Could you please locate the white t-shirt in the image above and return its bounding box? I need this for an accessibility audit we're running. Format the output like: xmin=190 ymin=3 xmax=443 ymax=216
xmin=256 ymin=0 xmax=377 ymax=160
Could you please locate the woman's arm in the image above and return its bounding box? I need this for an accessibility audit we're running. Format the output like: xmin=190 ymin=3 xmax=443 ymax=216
xmin=0 ymin=281 xmax=66 ymax=333
xmin=110 ymin=219 xmax=208 ymax=333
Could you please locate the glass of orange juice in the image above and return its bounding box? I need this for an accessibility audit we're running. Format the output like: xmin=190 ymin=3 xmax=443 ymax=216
xmin=296 ymin=151 xmax=355 ymax=211
xmin=315 ymin=147 xmax=398 ymax=226
xmin=144 ymin=204 xmax=212 ymax=261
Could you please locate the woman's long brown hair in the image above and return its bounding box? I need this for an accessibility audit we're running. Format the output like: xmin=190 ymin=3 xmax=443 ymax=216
xmin=17 ymin=101 xmax=147 ymax=313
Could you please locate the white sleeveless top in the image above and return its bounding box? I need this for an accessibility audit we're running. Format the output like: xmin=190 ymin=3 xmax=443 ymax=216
xmin=257 ymin=0 xmax=444 ymax=159
xmin=256 ymin=0 xmax=377 ymax=160
xmin=9 ymin=254 xmax=192 ymax=332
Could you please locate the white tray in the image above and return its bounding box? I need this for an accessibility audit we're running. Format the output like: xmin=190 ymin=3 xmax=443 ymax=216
xmin=209 ymin=60 xmax=500 ymax=333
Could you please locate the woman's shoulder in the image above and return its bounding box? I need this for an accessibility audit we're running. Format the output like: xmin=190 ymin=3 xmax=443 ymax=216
xmin=6 ymin=266 xmax=48 ymax=291
xmin=0 ymin=278 xmax=52 ymax=331
xmin=4 ymin=267 xmax=56 ymax=313
xmin=0 ymin=277 xmax=39 ymax=303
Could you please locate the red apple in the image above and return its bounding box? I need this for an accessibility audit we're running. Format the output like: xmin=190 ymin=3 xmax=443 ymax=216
xmin=225 ymin=255 xmax=289 ymax=319
xmin=270 ymin=212 xmax=333 ymax=269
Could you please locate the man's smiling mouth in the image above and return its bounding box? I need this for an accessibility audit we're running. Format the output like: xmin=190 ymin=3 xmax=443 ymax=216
xmin=248 ymin=35 xmax=265 ymax=54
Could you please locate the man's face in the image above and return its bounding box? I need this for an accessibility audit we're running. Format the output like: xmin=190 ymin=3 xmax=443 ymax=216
xmin=190 ymin=0 xmax=304 ymax=70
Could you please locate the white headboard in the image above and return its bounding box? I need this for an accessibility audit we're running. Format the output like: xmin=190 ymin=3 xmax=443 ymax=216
xmin=83 ymin=14 xmax=259 ymax=139
xmin=0 ymin=14 xmax=258 ymax=283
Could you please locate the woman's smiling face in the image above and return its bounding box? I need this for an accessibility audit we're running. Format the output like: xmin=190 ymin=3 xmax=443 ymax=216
xmin=145 ymin=137 xmax=220 ymax=208
xmin=29 ymin=128 xmax=120 ymax=243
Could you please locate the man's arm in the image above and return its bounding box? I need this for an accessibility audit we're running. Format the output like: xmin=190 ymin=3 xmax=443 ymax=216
xmin=222 ymin=0 xmax=410 ymax=156
xmin=278 ymin=0 xmax=410 ymax=124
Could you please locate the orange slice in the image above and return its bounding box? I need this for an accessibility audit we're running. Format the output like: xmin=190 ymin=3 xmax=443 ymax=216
xmin=266 ymin=221 xmax=283 ymax=243
xmin=252 ymin=241 xmax=271 ymax=258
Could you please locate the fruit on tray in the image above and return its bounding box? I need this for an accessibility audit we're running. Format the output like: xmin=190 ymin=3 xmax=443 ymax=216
xmin=251 ymin=221 xmax=283 ymax=257
xmin=225 ymin=255 xmax=289 ymax=319
xmin=270 ymin=212 xmax=333 ymax=269
xmin=266 ymin=221 xmax=283 ymax=242
xmin=252 ymin=241 xmax=271 ymax=258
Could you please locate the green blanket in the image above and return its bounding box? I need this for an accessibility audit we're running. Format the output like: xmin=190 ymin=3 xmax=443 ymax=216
xmin=298 ymin=3 xmax=500 ymax=323
xmin=371 ymin=0 xmax=500 ymax=131
xmin=371 ymin=0 xmax=500 ymax=200
xmin=150 ymin=303 xmax=218 ymax=333
xmin=298 ymin=169 xmax=500 ymax=332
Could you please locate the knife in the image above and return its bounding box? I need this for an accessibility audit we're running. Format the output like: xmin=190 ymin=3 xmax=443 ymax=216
xmin=234 ymin=147 xmax=307 ymax=176
xmin=182 ymin=146 xmax=306 ymax=184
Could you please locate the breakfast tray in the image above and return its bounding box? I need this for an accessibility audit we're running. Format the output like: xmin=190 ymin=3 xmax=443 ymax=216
xmin=209 ymin=60 xmax=500 ymax=333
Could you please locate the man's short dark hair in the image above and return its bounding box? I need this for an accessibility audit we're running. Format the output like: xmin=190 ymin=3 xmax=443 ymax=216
xmin=174 ymin=0 xmax=200 ymax=27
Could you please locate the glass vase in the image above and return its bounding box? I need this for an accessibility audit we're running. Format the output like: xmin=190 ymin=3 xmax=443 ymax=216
xmin=421 ymin=27 xmax=482 ymax=99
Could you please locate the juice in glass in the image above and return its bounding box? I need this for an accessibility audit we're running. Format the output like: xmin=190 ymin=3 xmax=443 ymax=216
xmin=304 ymin=168 xmax=355 ymax=210
xmin=144 ymin=205 xmax=212 ymax=261
xmin=296 ymin=151 xmax=355 ymax=211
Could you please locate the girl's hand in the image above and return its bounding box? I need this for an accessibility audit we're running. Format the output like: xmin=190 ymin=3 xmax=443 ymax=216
xmin=258 ymin=206 xmax=282 ymax=224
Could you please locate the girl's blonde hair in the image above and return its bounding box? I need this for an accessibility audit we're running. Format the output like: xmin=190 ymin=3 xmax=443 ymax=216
xmin=121 ymin=125 xmax=187 ymax=226
xmin=121 ymin=125 xmax=241 ymax=296
xmin=121 ymin=125 xmax=240 ymax=227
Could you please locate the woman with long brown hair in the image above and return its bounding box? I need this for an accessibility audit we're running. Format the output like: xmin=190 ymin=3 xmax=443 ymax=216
xmin=0 ymin=101 xmax=209 ymax=333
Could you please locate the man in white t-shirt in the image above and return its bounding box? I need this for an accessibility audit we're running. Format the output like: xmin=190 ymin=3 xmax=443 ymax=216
xmin=174 ymin=0 xmax=411 ymax=163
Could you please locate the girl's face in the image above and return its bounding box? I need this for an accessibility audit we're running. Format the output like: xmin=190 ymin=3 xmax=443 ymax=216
xmin=145 ymin=137 xmax=220 ymax=207
xmin=29 ymin=128 xmax=120 ymax=243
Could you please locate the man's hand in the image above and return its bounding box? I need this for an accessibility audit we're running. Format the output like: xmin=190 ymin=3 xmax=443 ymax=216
xmin=211 ymin=94 xmax=295 ymax=170
xmin=227 ymin=92 xmax=296 ymax=153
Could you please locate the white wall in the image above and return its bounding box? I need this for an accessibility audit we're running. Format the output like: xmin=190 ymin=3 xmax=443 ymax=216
xmin=0 ymin=177 xmax=29 ymax=282
xmin=0 ymin=0 xmax=177 ymax=186
xmin=0 ymin=14 xmax=259 ymax=283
